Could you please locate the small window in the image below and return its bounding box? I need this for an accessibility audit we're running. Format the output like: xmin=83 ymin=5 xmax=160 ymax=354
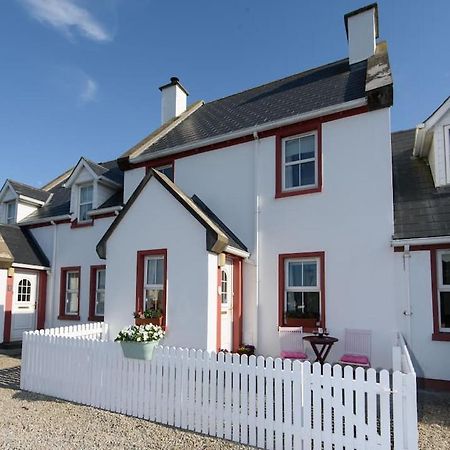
xmin=79 ymin=185 xmax=93 ymax=222
xmin=95 ymin=269 xmax=105 ymax=316
xmin=221 ymin=270 xmax=228 ymax=304
xmin=437 ymin=252 xmax=450 ymax=332
xmin=279 ymin=252 xmax=325 ymax=329
xmin=157 ymin=164 xmax=174 ymax=181
xmin=282 ymin=133 xmax=317 ymax=191
xmin=17 ymin=279 xmax=31 ymax=302
xmin=144 ymin=255 xmax=165 ymax=312
xmin=6 ymin=201 xmax=16 ymax=224
xmin=59 ymin=268 xmax=80 ymax=319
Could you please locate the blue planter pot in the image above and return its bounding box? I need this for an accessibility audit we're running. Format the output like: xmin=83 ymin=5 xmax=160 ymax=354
xmin=120 ymin=341 xmax=158 ymax=360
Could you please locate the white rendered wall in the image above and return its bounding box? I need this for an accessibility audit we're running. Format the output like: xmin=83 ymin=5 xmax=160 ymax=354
xmin=161 ymin=84 xmax=187 ymax=124
xmin=0 ymin=269 xmax=7 ymax=343
xmin=105 ymin=177 xmax=214 ymax=349
xmin=347 ymin=8 xmax=377 ymax=64
xmin=17 ymin=202 xmax=38 ymax=223
xmin=431 ymin=110 xmax=450 ymax=186
xmin=123 ymin=167 xmax=146 ymax=203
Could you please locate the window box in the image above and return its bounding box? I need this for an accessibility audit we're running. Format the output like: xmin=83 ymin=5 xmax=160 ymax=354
xmin=135 ymin=317 xmax=164 ymax=327
xmin=285 ymin=317 xmax=317 ymax=328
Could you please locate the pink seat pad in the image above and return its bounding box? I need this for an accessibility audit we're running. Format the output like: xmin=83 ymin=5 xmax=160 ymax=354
xmin=340 ymin=354 xmax=370 ymax=366
xmin=281 ymin=351 xmax=308 ymax=360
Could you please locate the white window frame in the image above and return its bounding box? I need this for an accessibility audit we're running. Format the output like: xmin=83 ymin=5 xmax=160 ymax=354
xmin=95 ymin=269 xmax=106 ymax=317
xmin=284 ymin=257 xmax=321 ymax=318
xmin=78 ymin=184 xmax=94 ymax=222
xmin=282 ymin=131 xmax=318 ymax=192
xmin=437 ymin=251 xmax=450 ymax=332
xmin=6 ymin=201 xmax=16 ymax=224
xmin=65 ymin=270 xmax=80 ymax=316
xmin=143 ymin=255 xmax=165 ymax=311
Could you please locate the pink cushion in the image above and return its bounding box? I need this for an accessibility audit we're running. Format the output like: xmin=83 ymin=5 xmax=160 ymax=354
xmin=281 ymin=351 xmax=308 ymax=360
xmin=339 ymin=354 xmax=370 ymax=366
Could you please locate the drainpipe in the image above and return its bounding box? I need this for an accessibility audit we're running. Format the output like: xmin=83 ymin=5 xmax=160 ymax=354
xmin=403 ymin=244 xmax=412 ymax=344
xmin=252 ymin=131 xmax=261 ymax=349
xmin=48 ymin=221 xmax=58 ymax=328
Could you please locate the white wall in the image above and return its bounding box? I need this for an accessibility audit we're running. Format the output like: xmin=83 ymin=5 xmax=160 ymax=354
xmin=0 ymin=269 xmax=7 ymax=343
xmin=105 ymin=177 xmax=215 ymax=350
xmin=123 ymin=167 xmax=146 ymax=203
xmin=30 ymin=217 xmax=114 ymax=327
xmin=17 ymin=201 xmax=38 ymax=223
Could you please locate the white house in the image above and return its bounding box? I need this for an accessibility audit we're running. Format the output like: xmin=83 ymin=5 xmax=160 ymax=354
xmin=0 ymin=4 xmax=448 ymax=388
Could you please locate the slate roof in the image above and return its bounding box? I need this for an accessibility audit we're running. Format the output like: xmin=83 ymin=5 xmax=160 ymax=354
xmin=140 ymin=58 xmax=367 ymax=157
xmin=0 ymin=224 xmax=49 ymax=267
xmin=8 ymin=180 xmax=51 ymax=203
xmin=23 ymin=160 xmax=124 ymax=222
xmin=392 ymin=129 xmax=450 ymax=239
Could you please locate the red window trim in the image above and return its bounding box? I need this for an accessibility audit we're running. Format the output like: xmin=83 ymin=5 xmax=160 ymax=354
xmin=275 ymin=122 xmax=322 ymax=199
xmin=136 ymin=249 xmax=168 ymax=328
xmin=278 ymin=251 xmax=325 ymax=332
xmin=430 ymin=249 xmax=450 ymax=341
xmin=88 ymin=265 xmax=106 ymax=322
xmin=58 ymin=266 xmax=81 ymax=321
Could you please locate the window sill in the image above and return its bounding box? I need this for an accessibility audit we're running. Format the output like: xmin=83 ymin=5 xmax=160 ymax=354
xmin=71 ymin=219 xmax=94 ymax=229
xmin=58 ymin=315 xmax=80 ymax=321
xmin=275 ymin=185 xmax=322 ymax=199
xmin=432 ymin=332 xmax=450 ymax=342
xmin=88 ymin=315 xmax=104 ymax=322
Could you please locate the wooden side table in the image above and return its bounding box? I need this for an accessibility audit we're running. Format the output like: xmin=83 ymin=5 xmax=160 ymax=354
xmin=303 ymin=335 xmax=339 ymax=364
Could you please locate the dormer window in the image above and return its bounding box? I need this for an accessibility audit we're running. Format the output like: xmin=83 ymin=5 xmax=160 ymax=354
xmin=6 ymin=201 xmax=16 ymax=224
xmin=79 ymin=184 xmax=93 ymax=222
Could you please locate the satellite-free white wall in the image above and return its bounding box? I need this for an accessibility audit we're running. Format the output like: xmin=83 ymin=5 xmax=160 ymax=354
xmin=346 ymin=7 xmax=377 ymax=65
xmin=105 ymin=177 xmax=216 ymax=350
xmin=0 ymin=269 xmax=7 ymax=343
xmin=123 ymin=167 xmax=146 ymax=203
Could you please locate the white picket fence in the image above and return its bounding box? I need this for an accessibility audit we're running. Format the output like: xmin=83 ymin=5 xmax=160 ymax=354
xmin=20 ymin=327 xmax=418 ymax=450
xmin=38 ymin=322 xmax=108 ymax=340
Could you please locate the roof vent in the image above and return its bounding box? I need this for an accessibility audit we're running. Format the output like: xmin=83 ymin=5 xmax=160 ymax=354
xmin=344 ymin=3 xmax=379 ymax=65
xmin=159 ymin=77 xmax=189 ymax=124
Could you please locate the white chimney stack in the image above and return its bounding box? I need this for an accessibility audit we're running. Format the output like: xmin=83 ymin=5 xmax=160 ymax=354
xmin=344 ymin=3 xmax=378 ymax=65
xmin=159 ymin=77 xmax=189 ymax=124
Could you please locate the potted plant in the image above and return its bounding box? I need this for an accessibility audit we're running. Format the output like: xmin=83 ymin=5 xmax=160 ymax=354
xmin=134 ymin=309 xmax=164 ymax=326
xmin=237 ymin=344 xmax=255 ymax=356
xmin=115 ymin=324 xmax=165 ymax=360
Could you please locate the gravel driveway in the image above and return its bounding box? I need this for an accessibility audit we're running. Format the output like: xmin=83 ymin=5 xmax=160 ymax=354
xmin=0 ymin=354 xmax=249 ymax=450
xmin=1 ymin=354 xmax=449 ymax=449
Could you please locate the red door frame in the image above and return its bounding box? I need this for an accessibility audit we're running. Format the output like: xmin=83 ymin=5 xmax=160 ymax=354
xmin=216 ymin=254 xmax=243 ymax=352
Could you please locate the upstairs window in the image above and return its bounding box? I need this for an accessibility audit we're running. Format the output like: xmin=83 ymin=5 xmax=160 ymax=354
xmin=436 ymin=252 xmax=450 ymax=333
xmin=282 ymin=132 xmax=317 ymax=191
xmin=79 ymin=185 xmax=93 ymax=222
xmin=6 ymin=201 xmax=16 ymax=224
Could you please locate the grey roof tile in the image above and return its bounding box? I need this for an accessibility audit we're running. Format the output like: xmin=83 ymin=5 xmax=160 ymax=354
xmin=8 ymin=180 xmax=51 ymax=203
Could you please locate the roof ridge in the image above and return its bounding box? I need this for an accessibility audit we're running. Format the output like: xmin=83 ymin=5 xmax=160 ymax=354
xmin=8 ymin=179 xmax=47 ymax=192
xmin=205 ymin=58 xmax=350 ymax=106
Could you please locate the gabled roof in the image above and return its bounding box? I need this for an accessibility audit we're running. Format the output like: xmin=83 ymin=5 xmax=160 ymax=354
xmin=0 ymin=179 xmax=51 ymax=204
xmin=0 ymin=224 xmax=49 ymax=267
xmin=392 ymin=129 xmax=450 ymax=239
xmin=96 ymin=169 xmax=248 ymax=259
xmin=136 ymin=58 xmax=368 ymax=160
xmin=64 ymin=157 xmax=123 ymax=188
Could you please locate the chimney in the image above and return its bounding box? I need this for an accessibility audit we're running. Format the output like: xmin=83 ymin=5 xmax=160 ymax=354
xmin=159 ymin=77 xmax=189 ymax=124
xmin=344 ymin=3 xmax=379 ymax=65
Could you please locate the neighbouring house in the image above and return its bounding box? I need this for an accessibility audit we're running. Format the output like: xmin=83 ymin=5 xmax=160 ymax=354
xmin=0 ymin=4 xmax=448 ymax=386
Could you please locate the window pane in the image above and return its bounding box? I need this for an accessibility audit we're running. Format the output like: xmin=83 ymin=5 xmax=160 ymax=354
xmin=221 ymin=270 xmax=228 ymax=304
xmin=304 ymin=292 xmax=320 ymax=318
xmin=300 ymin=135 xmax=315 ymax=160
xmin=79 ymin=203 xmax=91 ymax=221
xmin=303 ymin=262 xmax=317 ymax=286
xmin=67 ymin=272 xmax=79 ymax=290
xmin=440 ymin=292 xmax=450 ymax=329
xmin=96 ymin=292 xmax=105 ymax=316
xmin=288 ymin=262 xmax=302 ymax=287
xmin=285 ymin=139 xmax=300 ymax=163
xmin=66 ymin=292 xmax=78 ymax=313
xmin=80 ymin=185 xmax=93 ymax=203
xmin=146 ymin=258 xmax=164 ymax=285
xmin=442 ymin=254 xmax=450 ymax=285
xmin=300 ymin=161 xmax=315 ymax=186
xmin=97 ymin=269 xmax=106 ymax=289
xmin=285 ymin=164 xmax=300 ymax=188
xmin=286 ymin=292 xmax=303 ymax=317
xmin=144 ymin=288 xmax=163 ymax=311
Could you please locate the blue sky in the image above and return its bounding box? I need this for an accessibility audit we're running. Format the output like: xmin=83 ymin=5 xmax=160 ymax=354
xmin=1 ymin=0 xmax=449 ymax=186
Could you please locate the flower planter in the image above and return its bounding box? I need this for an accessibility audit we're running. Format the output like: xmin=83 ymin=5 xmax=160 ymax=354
xmin=135 ymin=317 xmax=163 ymax=327
xmin=120 ymin=341 xmax=159 ymax=360
xmin=285 ymin=318 xmax=318 ymax=328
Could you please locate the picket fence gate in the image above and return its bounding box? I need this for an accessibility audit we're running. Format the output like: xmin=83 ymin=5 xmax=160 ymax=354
xmin=20 ymin=328 xmax=418 ymax=450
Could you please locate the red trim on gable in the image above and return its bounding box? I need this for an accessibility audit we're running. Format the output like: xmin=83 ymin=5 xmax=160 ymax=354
xmin=394 ymin=243 xmax=450 ymax=252
xmin=231 ymin=256 xmax=243 ymax=353
xmin=71 ymin=219 xmax=94 ymax=229
xmin=136 ymin=249 xmax=167 ymax=328
xmin=278 ymin=251 xmax=326 ymax=332
xmin=25 ymin=219 xmax=71 ymax=229
xmin=37 ymin=270 xmax=47 ymax=329
xmin=58 ymin=266 xmax=81 ymax=321
xmin=430 ymin=249 xmax=450 ymax=341
xmin=24 ymin=213 xmax=117 ymax=230
xmin=3 ymin=274 xmax=13 ymax=343
xmin=88 ymin=265 xmax=106 ymax=322
xmin=125 ymin=106 xmax=368 ymax=170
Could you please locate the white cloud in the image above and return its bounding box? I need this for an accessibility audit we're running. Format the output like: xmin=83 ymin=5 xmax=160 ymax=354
xmin=80 ymin=77 xmax=98 ymax=103
xmin=21 ymin=0 xmax=111 ymax=42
